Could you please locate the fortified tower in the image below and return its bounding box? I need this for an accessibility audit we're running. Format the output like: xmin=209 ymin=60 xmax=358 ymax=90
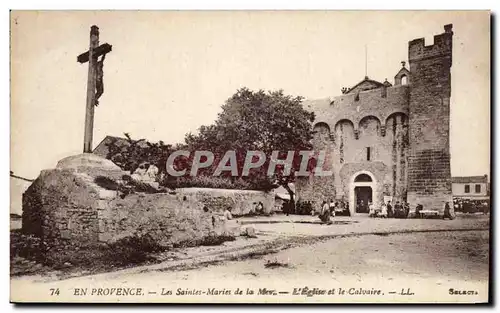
xmin=407 ymin=24 xmax=453 ymax=210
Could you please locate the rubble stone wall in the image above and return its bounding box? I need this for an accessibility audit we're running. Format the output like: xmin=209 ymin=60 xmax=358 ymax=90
xmin=176 ymin=188 xmax=275 ymax=216
xmin=22 ymin=154 xmax=273 ymax=251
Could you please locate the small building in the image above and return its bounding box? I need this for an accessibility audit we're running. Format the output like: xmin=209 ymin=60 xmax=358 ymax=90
xmin=93 ymin=135 xmax=134 ymax=158
xmin=452 ymin=175 xmax=489 ymax=200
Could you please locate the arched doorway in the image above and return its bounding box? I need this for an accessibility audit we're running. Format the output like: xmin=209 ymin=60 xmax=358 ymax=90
xmin=354 ymin=187 xmax=372 ymax=213
xmin=349 ymin=171 xmax=377 ymax=216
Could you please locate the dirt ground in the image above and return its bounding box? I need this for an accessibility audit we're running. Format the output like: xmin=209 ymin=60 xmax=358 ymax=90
xmin=11 ymin=229 xmax=490 ymax=303
xmin=148 ymin=230 xmax=490 ymax=286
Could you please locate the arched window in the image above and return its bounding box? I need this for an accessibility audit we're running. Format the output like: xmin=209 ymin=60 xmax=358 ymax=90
xmin=354 ymin=173 xmax=372 ymax=182
xmin=401 ymin=75 xmax=408 ymax=85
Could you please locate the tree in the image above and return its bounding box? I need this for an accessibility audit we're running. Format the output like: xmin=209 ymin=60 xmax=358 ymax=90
xmin=185 ymin=87 xmax=316 ymax=208
xmin=103 ymin=88 xmax=318 ymax=206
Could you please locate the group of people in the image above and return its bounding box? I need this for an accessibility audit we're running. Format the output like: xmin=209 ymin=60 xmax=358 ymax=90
xmin=317 ymin=199 xmax=350 ymax=224
xmin=283 ymin=199 xmax=349 ymax=217
xmin=251 ymin=202 xmax=265 ymax=215
xmin=367 ymin=201 xmax=456 ymax=220
xmin=453 ymin=198 xmax=490 ymax=214
xmin=367 ymin=200 xmax=410 ymax=218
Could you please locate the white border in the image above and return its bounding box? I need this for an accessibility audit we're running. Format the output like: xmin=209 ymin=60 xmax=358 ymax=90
xmin=2 ymin=1 xmax=497 ymax=312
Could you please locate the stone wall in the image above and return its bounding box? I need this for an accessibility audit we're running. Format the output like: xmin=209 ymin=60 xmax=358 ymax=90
xmin=22 ymin=154 xmax=274 ymax=250
xmin=96 ymin=192 xmax=216 ymax=246
xmin=295 ymin=175 xmax=336 ymax=211
xmin=21 ymin=154 xmax=221 ymax=249
xmin=22 ymin=168 xmax=101 ymax=243
xmin=176 ymin=188 xmax=275 ymax=216
xmin=304 ymin=84 xmax=409 ymax=134
xmin=298 ymin=99 xmax=409 ymax=209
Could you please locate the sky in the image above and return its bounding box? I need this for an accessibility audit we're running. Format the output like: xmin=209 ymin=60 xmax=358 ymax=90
xmin=10 ymin=11 xmax=490 ymax=179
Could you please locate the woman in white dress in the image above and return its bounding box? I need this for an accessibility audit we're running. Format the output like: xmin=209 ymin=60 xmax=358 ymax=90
xmin=380 ymin=202 xmax=388 ymax=218
xmin=368 ymin=202 xmax=376 ymax=217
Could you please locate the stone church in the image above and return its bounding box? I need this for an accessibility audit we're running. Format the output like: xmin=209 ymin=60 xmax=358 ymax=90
xmin=297 ymin=24 xmax=454 ymax=215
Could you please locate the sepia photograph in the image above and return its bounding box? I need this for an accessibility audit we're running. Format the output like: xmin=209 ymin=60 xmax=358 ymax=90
xmin=9 ymin=10 xmax=490 ymax=303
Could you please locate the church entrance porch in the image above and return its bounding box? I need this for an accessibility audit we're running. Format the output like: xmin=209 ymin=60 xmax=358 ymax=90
xmin=354 ymin=186 xmax=372 ymax=213
xmin=349 ymin=171 xmax=378 ymax=216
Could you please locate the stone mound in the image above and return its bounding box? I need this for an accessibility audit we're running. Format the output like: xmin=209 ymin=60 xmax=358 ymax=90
xmin=22 ymin=154 xmax=225 ymax=253
xmin=56 ymin=153 xmax=125 ymax=181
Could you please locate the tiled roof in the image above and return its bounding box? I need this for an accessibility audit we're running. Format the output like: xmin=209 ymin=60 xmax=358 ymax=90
xmin=451 ymin=176 xmax=488 ymax=184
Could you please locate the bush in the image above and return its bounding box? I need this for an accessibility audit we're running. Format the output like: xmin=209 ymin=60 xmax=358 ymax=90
xmin=10 ymin=230 xmax=44 ymax=262
xmin=163 ymin=175 xmax=266 ymax=191
xmin=11 ymin=231 xmax=235 ymax=276
xmin=11 ymin=232 xmax=165 ymax=271
xmin=173 ymin=234 xmax=236 ymax=248
xmin=93 ymin=175 xmax=164 ymax=198
xmin=94 ymin=176 xmax=121 ymax=190
xmin=98 ymin=234 xmax=164 ymax=266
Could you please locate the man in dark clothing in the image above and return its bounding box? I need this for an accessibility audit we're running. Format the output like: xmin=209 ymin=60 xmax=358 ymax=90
xmin=443 ymin=202 xmax=455 ymax=220
xmin=386 ymin=201 xmax=393 ymax=218
xmin=415 ymin=204 xmax=423 ymax=218
xmin=394 ymin=201 xmax=403 ymax=218
xmin=404 ymin=202 xmax=410 ymax=218
xmin=283 ymin=201 xmax=289 ymax=216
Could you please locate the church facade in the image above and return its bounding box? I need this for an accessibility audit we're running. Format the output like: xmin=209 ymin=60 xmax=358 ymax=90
xmin=297 ymin=24 xmax=454 ymax=215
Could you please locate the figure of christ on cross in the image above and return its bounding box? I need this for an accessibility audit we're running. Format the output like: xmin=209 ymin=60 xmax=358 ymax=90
xmin=95 ymin=54 xmax=106 ymax=107
xmin=77 ymin=25 xmax=112 ymax=153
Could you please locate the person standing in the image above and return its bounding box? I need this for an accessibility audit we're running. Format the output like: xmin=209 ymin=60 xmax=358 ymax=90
xmin=329 ymin=199 xmax=336 ymax=217
xmin=386 ymin=201 xmax=393 ymax=218
xmin=222 ymin=206 xmax=240 ymax=236
xmin=379 ymin=202 xmax=387 ymax=218
xmin=404 ymin=202 xmax=410 ymax=218
xmin=319 ymin=200 xmax=332 ymax=224
xmin=443 ymin=202 xmax=455 ymax=220
xmin=344 ymin=200 xmax=351 ymax=217
xmin=380 ymin=202 xmax=388 ymax=218
xmin=394 ymin=201 xmax=402 ymax=218
xmin=368 ymin=201 xmax=375 ymax=217
xmin=415 ymin=204 xmax=423 ymax=218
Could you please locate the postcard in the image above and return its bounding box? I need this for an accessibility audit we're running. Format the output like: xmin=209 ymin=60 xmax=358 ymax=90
xmin=10 ymin=10 xmax=490 ymax=303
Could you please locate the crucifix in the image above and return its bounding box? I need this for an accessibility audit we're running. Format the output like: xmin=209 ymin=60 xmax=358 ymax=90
xmin=77 ymin=25 xmax=112 ymax=153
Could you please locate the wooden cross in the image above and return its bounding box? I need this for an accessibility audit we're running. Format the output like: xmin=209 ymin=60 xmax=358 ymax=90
xmin=77 ymin=25 xmax=112 ymax=153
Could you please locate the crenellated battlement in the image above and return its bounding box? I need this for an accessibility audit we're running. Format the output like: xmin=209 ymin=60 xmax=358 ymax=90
xmin=409 ymin=24 xmax=453 ymax=62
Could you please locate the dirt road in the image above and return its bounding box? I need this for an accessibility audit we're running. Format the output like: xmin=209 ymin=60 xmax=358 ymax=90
xmin=11 ymin=229 xmax=489 ymax=303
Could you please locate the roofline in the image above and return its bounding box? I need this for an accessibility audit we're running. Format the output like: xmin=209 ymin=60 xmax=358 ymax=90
xmin=346 ymin=77 xmax=385 ymax=94
xmin=451 ymin=175 xmax=488 ymax=183
xmin=451 ymin=175 xmax=488 ymax=179
xmin=93 ymin=135 xmax=128 ymax=153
